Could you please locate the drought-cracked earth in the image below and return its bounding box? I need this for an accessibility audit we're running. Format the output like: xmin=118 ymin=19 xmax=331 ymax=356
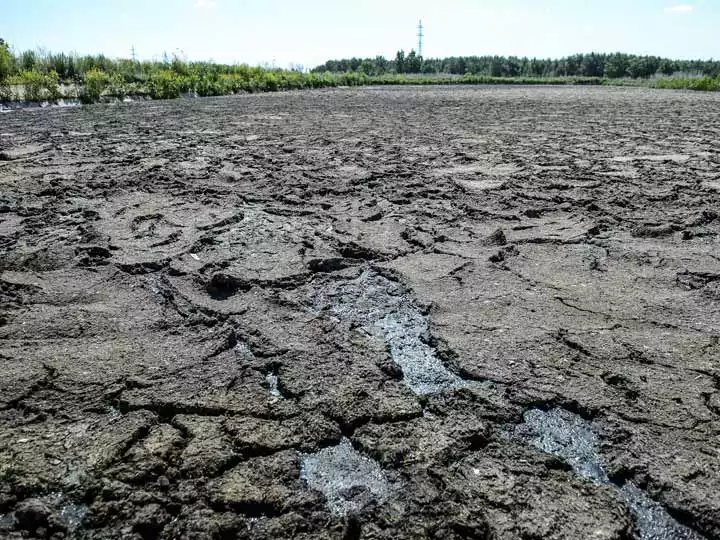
xmin=1 ymin=86 xmax=720 ymax=539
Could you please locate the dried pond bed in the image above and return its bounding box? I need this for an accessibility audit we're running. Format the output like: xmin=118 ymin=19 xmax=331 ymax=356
xmin=1 ymin=86 xmax=719 ymax=538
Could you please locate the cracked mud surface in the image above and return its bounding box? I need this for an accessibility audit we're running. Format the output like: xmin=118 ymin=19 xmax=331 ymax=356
xmin=1 ymin=86 xmax=719 ymax=539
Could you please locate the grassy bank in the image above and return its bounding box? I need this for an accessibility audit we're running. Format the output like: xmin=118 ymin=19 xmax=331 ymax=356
xmin=2 ymin=40 xmax=719 ymax=105
xmin=3 ymin=70 xmax=720 ymax=105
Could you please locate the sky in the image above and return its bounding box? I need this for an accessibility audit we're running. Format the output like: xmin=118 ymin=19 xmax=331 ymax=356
xmin=1 ymin=0 xmax=718 ymax=69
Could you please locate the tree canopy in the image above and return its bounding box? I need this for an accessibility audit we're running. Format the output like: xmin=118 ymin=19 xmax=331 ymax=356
xmin=313 ymin=52 xmax=720 ymax=79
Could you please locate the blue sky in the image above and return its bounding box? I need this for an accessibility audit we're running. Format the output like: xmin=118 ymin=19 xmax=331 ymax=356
xmin=2 ymin=0 xmax=718 ymax=68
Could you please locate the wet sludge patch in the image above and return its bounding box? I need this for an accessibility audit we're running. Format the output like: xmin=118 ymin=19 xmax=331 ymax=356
xmin=516 ymin=408 xmax=705 ymax=540
xmin=311 ymin=269 xmax=464 ymax=395
xmin=300 ymin=438 xmax=391 ymax=515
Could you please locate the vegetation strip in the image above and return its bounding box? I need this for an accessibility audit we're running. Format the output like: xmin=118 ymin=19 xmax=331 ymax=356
xmin=2 ymin=38 xmax=719 ymax=106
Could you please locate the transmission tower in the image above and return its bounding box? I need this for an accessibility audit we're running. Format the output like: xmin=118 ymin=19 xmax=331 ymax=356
xmin=131 ymin=45 xmax=137 ymax=63
xmin=417 ymin=20 xmax=424 ymax=57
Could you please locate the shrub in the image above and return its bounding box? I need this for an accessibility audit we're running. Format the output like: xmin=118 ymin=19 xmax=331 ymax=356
xmin=0 ymin=83 xmax=13 ymax=101
xmin=80 ymin=69 xmax=111 ymax=103
xmin=18 ymin=70 xmax=45 ymax=101
xmin=148 ymin=70 xmax=182 ymax=99
xmin=44 ymin=70 xmax=62 ymax=99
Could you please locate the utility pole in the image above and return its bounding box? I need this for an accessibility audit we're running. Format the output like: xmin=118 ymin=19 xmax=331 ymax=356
xmin=417 ymin=20 xmax=424 ymax=57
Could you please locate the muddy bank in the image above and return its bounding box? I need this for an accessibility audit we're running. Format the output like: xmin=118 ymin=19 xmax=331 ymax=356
xmin=1 ymin=86 xmax=719 ymax=538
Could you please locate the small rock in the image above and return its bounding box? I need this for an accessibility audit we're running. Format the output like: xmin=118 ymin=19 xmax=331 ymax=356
xmin=156 ymin=476 xmax=171 ymax=491
xmin=489 ymin=251 xmax=505 ymax=264
xmin=483 ymin=228 xmax=507 ymax=246
xmin=631 ymin=224 xmax=675 ymax=238
xmin=307 ymin=258 xmax=351 ymax=273
xmin=503 ymin=244 xmax=520 ymax=257
xmin=362 ymin=211 xmax=383 ymax=222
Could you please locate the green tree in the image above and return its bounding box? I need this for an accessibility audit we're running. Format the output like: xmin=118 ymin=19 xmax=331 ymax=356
xmin=406 ymin=50 xmax=422 ymax=73
xmin=21 ymin=50 xmax=37 ymax=71
xmin=0 ymin=38 xmax=13 ymax=80
xmin=358 ymin=59 xmax=375 ymax=75
xmin=604 ymin=54 xmax=628 ymax=78
xmin=395 ymin=50 xmax=406 ymax=74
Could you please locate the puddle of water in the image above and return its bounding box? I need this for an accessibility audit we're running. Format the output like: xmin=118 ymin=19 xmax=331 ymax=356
xmin=313 ymin=270 xmax=463 ymax=395
xmin=376 ymin=311 xmax=463 ymax=395
xmin=58 ymin=501 xmax=89 ymax=531
xmin=265 ymin=372 xmax=282 ymax=398
xmin=300 ymin=438 xmax=390 ymax=515
xmin=42 ymin=492 xmax=89 ymax=531
xmin=516 ymin=408 xmax=705 ymax=540
xmin=105 ymin=405 xmax=123 ymax=420
xmin=518 ymin=408 xmax=607 ymax=483
xmin=621 ymin=483 xmax=703 ymax=540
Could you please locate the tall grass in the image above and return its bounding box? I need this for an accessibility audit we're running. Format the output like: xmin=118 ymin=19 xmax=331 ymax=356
xmin=652 ymin=75 xmax=720 ymax=91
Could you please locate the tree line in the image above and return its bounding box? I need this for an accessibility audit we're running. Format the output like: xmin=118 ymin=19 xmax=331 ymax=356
xmin=313 ymin=51 xmax=720 ymax=79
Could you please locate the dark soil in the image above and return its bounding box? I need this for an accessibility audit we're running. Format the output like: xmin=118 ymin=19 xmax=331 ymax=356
xmin=1 ymin=86 xmax=719 ymax=539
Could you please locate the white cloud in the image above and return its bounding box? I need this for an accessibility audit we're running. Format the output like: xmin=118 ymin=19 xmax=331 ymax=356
xmin=194 ymin=0 xmax=217 ymax=9
xmin=664 ymin=4 xmax=694 ymax=13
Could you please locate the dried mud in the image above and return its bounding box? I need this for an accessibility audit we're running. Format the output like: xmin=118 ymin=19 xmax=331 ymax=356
xmin=1 ymin=86 xmax=719 ymax=539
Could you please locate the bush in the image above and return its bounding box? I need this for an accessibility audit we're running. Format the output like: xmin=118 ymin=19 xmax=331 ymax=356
xmin=80 ymin=69 xmax=111 ymax=103
xmin=148 ymin=70 xmax=182 ymax=99
xmin=11 ymin=70 xmax=61 ymax=101
xmin=0 ymin=83 xmax=13 ymax=101
xmin=18 ymin=70 xmax=45 ymax=101
xmin=44 ymin=70 xmax=61 ymax=99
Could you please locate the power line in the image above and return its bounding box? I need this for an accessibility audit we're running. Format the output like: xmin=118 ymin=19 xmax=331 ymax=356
xmin=417 ymin=20 xmax=424 ymax=57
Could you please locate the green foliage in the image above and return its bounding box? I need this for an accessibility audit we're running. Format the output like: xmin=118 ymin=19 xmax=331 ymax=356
xmin=80 ymin=69 xmax=112 ymax=103
xmin=0 ymin=38 xmax=12 ymax=81
xmin=20 ymin=50 xmax=37 ymax=71
xmin=653 ymin=75 xmax=720 ymax=91
xmin=44 ymin=70 xmax=62 ymax=99
xmin=12 ymin=70 xmax=61 ymax=101
xmin=2 ymin=38 xmax=719 ymax=104
xmin=148 ymin=70 xmax=183 ymax=99
xmin=316 ymin=51 xmax=720 ymax=79
xmin=0 ymin=83 xmax=13 ymax=101
xmin=18 ymin=70 xmax=44 ymax=101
